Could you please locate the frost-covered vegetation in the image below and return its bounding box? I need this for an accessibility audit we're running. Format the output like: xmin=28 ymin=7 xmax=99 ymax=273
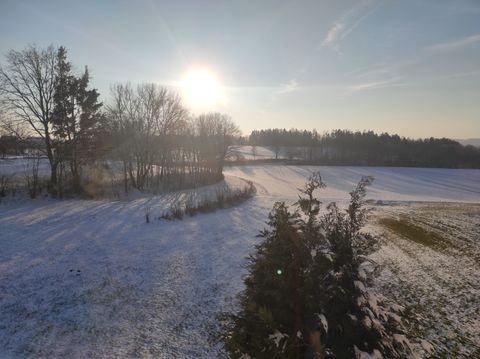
xmin=225 ymin=174 xmax=415 ymax=358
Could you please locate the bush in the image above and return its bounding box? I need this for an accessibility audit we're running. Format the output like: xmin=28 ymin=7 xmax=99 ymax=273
xmin=160 ymin=180 xmax=256 ymax=220
xmin=225 ymin=172 xmax=413 ymax=358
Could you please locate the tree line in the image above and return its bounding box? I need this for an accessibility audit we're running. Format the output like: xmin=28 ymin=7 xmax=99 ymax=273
xmin=249 ymin=128 xmax=480 ymax=168
xmin=0 ymin=45 xmax=239 ymax=196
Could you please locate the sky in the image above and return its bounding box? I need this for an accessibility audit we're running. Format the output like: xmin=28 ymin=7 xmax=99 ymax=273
xmin=1 ymin=0 xmax=479 ymax=138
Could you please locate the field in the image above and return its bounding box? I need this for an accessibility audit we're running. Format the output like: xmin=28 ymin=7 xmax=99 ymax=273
xmin=369 ymin=204 xmax=480 ymax=357
xmin=1 ymin=163 xmax=480 ymax=357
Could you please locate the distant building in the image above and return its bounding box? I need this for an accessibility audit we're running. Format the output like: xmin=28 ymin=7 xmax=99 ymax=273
xmin=0 ymin=136 xmax=45 ymax=157
xmin=21 ymin=137 xmax=45 ymax=155
xmin=0 ymin=135 xmax=19 ymax=156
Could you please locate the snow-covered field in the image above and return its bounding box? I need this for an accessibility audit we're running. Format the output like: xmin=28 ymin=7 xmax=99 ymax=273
xmin=227 ymin=165 xmax=480 ymax=203
xmin=232 ymin=145 xmax=279 ymax=160
xmin=1 ymin=164 xmax=480 ymax=357
xmin=0 ymin=157 xmax=50 ymax=179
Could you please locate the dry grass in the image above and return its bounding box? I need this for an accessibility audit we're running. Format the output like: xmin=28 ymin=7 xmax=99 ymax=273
xmin=378 ymin=217 xmax=448 ymax=250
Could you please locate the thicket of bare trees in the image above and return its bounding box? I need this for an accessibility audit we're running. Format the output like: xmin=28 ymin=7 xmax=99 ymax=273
xmin=0 ymin=44 xmax=240 ymax=197
xmin=108 ymin=83 xmax=239 ymax=193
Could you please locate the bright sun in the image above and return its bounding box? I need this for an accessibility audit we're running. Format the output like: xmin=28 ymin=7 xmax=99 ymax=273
xmin=181 ymin=68 xmax=225 ymax=110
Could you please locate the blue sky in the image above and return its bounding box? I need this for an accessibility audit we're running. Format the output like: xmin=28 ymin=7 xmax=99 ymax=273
xmin=1 ymin=0 xmax=479 ymax=138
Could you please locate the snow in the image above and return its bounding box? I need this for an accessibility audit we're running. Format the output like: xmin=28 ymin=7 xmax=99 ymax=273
xmin=354 ymin=346 xmax=383 ymax=359
xmin=368 ymin=203 xmax=480 ymax=357
xmin=0 ymin=176 xmax=259 ymax=358
xmin=232 ymin=146 xmax=279 ymax=160
xmin=317 ymin=314 xmax=328 ymax=334
xmin=420 ymin=340 xmax=434 ymax=355
xmin=268 ymin=330 xmax=288 ymax=348
xmin=232 ymin=145 xmax=315 ymax=161
xmin=226 ymin=165 xmax=480 ymax=203
xmin=1 ymin=162 xmax=480 ymax=357
xmin=0 ymin=156 xmax=50 ymax=179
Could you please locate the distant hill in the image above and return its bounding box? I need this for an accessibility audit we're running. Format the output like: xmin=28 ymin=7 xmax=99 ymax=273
xmin=457 ymin=139 xmax=480 ymax=147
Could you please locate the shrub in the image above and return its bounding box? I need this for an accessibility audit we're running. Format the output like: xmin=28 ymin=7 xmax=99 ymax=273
xmin=160 ymin=180 xmax=256 ymax=220
xmin=225 ymin=172 xmax=413 ymax=358
xmin=171 ymin=204 xmax=184 ymax=220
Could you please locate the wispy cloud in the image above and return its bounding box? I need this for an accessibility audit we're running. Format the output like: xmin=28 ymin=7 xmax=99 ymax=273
xmin=346 ymin=77 xmax=406 ymax=93
xmin=426 ymin=34 xmax=480 ymax=51
xmin=322 ymin=0 xmax=382 ymax=47
xmin=347 ymin=62 xmax=391 ymax=79
xmin=322 ymin=23 xmax=345 ymax=46
xmin=277 ymin=79 xmax=300 ymax=94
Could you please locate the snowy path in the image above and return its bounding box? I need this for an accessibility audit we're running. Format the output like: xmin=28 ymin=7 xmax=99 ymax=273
xmin=1 ymin=165 xmax=480 ymax=357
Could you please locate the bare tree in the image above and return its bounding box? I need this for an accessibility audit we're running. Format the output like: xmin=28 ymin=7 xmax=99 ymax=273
xmin=0 ymin=45 xmax=58 ymax=187
xmin=108 ymin=83 xmax=189 ymax=191
xmin=108 ymin=87 xmax=240 ymax=192
xmin=0 ymin=117 xmax=29 ymax=140
xmin=195 ymin=113 xmax=240 ymax=176
xmin=108 ymin=83 xmax=138 ymax=192
xmin=0 ymin=108 xmax=29 ymax=156
xmin=0 ymin=106 xmax=27 ymax=139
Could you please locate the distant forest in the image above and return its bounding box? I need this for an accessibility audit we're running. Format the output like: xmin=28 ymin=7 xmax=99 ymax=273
xmin=248 ymin=129 xmax=480 ymax=168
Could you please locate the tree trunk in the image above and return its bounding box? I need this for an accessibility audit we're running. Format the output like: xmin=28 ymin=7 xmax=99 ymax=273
xmin=44 ymin=129 xmax=58 ymax=194
xmin=50 ymin=162 xmax=58 ymax=188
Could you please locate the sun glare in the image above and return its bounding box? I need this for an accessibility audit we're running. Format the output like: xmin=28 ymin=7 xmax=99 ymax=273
xmin=181 ymin=68 xmax=225 ymax=110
